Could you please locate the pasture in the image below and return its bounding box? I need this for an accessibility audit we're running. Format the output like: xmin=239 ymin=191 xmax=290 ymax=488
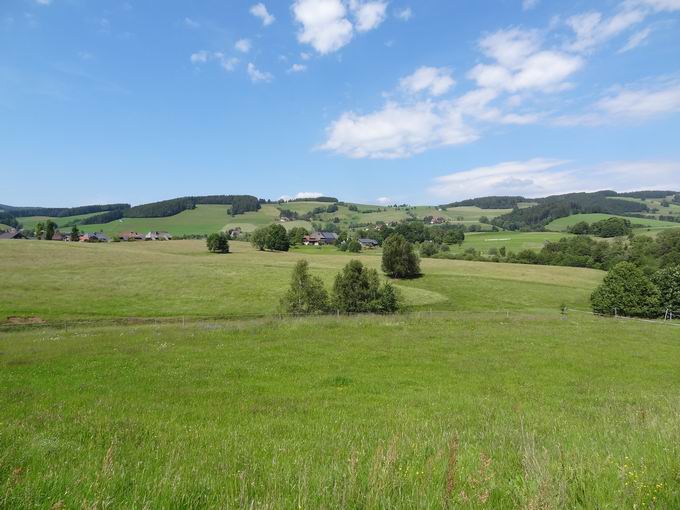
xmin=2 ymin=240 xmax=679 ymax=508
xmin=447 ymin=231 xmax=573 ymax=256
xmin=546 ymin=213 xmax=680 ymax=232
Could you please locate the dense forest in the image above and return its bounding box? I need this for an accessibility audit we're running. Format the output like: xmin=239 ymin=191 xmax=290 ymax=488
xmin=123 ymin=195 xmax=261 ymax=218
xmin=441 ymin=196 xmax=527 ymax=209
xmin=0 ymin=203 xmax=129 ymax=218
xmin=491 ymin=192 xmax=649 ymax=231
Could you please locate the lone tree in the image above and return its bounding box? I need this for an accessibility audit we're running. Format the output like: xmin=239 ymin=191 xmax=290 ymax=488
xmin=280 ymin=260 xmax=329 ymax=314
xmin=591 ymin=262 xmax=661 ymax=318
xmin=251 ymin=227 xmax=268 ymax=251
xmin=70 ymin=226 xmax=80 ymax=242
xmin=347 ymin=239 xmax=361 ymax=253
xmin=44 ymin=220 xmax=57 ymax=241
xmin=288 ymin=226 xmax=309 ymax=246
xmin=332 ymin=260 xmax=401 ymax=314
xmin=35 ymin=222 xmax=44 ymax=239
xmin=207 ymin=232 xmax=230 ymax=253
xmin=382 ymin=233 xmax=420 ymax=278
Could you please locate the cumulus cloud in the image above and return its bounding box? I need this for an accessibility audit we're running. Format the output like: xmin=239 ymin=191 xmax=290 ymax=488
xmin=235 ymin=39 xmax=252 ymax=53
xmin=350 ymin=0 xmax=388 ymax=32
xmin=292 ymin=0 xmax=354 ymax=54
xmin=468 ymin=28 xmax=583 ymax=93
xmin=247 ymin=62 xmax=273 ymax=82
xmin=321 ymin=101 xmax=478 ymax=159
xmin=376 ymin=196 xmax=393 ymax=205
xmin=399 ymin=66 xmax=455 ymax=97
xmin=250 ymin=3 xmax=275 ymax=26
xmin=292 ymin=0 xmax=388 ymax=54
xmin=429 ymin=159 xmax=680 ymax=201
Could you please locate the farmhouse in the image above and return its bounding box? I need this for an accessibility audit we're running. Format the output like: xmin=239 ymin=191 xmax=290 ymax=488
xmin=0 ymin=229 xmax=26 ymax=240
xmin=430 ymin=216 xmax=447 ymax=225
xmin=358 ymin=238 xmax=379 ymax=248
xmin=146 ymin=231 xmax=173 ymax=241
xmin=228 ymin=227 xmax=242 ymax=238
xmin=80 ymin=232 xmax=110 ymax=243
xmin=50 ymin=231 xmax=65 ymax=241
xmin=303 ymin=232 xmax=339 ymax=246
xmin=119 ymin=231 xmax=144 ymax=241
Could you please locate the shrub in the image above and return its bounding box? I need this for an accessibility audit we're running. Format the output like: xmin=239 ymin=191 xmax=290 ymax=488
xmin=420 ymin=242 xmax=438 ymax=258
xmin=280 ymin=260 xmax=329 ymax=314
xmin=591 ymin=262 xmax=661 ymax=318
xmin=332 ymin=260 xmax=401 ymax=314
xmin=347 ymin=239 xmax=362 ymax=253
xmin=207 ymin=232 xmax=230 ymax=253
xmin=652 ymin=266 xmax=680 ymax=313
xmin=288 ymin=227 xmax=309 ymax=246
xmin=382 ymin=234 xmax=420 ymax=279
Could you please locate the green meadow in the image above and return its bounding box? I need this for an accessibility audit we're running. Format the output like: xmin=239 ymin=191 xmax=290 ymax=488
xmin=546 ymin=213 xmax=680 ymax=232
xmin=447 ymin=231 xmax=574 ymax=255
xmin=1 ymin=240 xmax=680 ymax=508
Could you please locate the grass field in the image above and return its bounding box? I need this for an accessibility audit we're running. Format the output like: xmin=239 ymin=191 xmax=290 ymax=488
xmin=2 ymin=240 xmax=679 ymax=508
xmin=16 ymin=211 xmax=112 ymax=231
xmin=546 ymin=213 xmax=680 ymax=232
xmin=447 ymin=231 xmax=574 ymax=255
xmin=0 ymin=240 xmax=601 ymax=320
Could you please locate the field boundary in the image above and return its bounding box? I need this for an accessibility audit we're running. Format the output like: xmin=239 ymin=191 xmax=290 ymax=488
xmin=2 ymin=307 xmax=679 ymax=332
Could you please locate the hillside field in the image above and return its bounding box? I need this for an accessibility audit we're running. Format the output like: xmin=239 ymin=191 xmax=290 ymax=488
xmin=1 ymin=240 xmax=680 ymax=507
xmin=546 ymin=213 xmax=680 ymax=232
xmin=446 ymin=231 xmax=573 ymax=255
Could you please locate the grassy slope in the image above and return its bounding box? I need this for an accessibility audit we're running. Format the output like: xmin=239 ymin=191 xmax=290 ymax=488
xmin=449 ymin=231 xmax=573 ymax=255
xmin=545 ymin=213 xmax=680 ymax=231
xmin=609 ymin=195 xmax=680 ymax=217
xmin=16 ymin=211 xmax=111 ymax=231
xmin=2 ymin=315 xmax=679 ymax=508
xmin=0 ymin=240 xmax=602 ymax=320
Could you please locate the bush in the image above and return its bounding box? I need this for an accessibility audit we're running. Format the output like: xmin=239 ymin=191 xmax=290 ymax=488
xmin=591 ymin=262 xmax=661 ymax=318
xmin=280 ymin=260 xmax=329 ymax=314
xmin=288 ymin=227 xmax=309 ymax=246
xmin=250 ymin=227 xmax=268 ymax=251
xmin=652 ymin=266 xmax=680 ymax=313
xmin=420 ymin=242 xmax=438 ymax=258
xmin=207 ymin=232 xmax=230 ymax=253
xmin=332 ymin=260 xmax=401 ymax=314
xmin=382 ymin=234 xmax=420 ymax=279
xmin=347 ymin=239 xmax=362 ymax=253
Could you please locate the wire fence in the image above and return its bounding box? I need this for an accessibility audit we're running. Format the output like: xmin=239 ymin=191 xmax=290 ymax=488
xmin=1 ymin=307 xmax=679 ymax=331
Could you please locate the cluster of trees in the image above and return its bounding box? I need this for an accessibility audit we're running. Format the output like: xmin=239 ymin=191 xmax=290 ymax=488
xmin=591 ymin=262 xmax=680 ymax=318
xmin=80 ymin=210 xmax=125 ymax=225
xmin=491 ymin=192 xmax=649 ymax=231
xmin=206 ymin=232 xmax=230 ymax=253
xmin=567 ymin=217 xmax=633 ymax=237
xmin=0 ymin=213 xmax=20 ymax=229
xmin=251 ymin=224 xmax=290 ymax=251
xmin=441 ymin=196 xmax=526 ymax=209
xmin=124 ymin=195 xmax=261 ymax=218
xmin=280 ymin=260 xmax=401 ymax=315
xmin=2 ymin=203 xmax=129 ymax=218
xmin=283 ymin=196 xmax=338 ymax=203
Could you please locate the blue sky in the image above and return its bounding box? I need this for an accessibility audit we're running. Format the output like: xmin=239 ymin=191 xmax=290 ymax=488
xmin=2 ymin=0 xmax=680 ymax=207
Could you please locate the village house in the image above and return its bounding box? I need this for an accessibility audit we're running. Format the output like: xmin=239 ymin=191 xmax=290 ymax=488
xmin=80 ymin=232 xmax=110 ymax=243
xmin=430 ymin=216 xmax=447 ymax=225
xmin=145 ymin=231 xmax=173 ymax=241
xmin=303 ymin=232 xmax=339 ymax=246
xmin=228 ymin=227 xmax=242 ymax=239
xmin=119 ymin=231 xmax=144 ymax=241
xmin=50 ymin=231 xmax=65 ymax=241
xmin=358 ymin=238 xmax=379 ymax=249
xmin=0 ymin=229 xmax=26 ymax=240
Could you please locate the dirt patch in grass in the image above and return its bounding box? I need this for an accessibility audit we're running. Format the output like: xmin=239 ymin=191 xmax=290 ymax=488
xmin=5 ymin=316 xmax=46 ymax=325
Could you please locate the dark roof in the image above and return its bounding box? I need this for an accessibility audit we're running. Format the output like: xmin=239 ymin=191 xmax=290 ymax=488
xmin=358 ymin=238 xmax=379 ymax=244
xmin=0 ymin=230 xmax=25 ymax=240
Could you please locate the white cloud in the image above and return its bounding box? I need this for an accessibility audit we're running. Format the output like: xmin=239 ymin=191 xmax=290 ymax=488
xmin=247 ymin=62 xmax=273 ymax=82
xmin=522 ymin=0 xmax=540 ymax=10
xmin=395 ymin=7 xmax=412 ymax=20
xmin=630 ymin=0 xmax=680 ymax=12
xmin=250 ymin=3 xmax=275 ymax=26
xmin=191 ymin=51 xmax=239 ymax=71
xmin=556 ymin=81 xmax=680 ymax=125
xmin=399 ymin=66 xmax=455 ymax=97
xmin=429 ymin=159 xmax=680 ymax=200
xmin=565 ymin=9 xmax=646 ymax=52
xmin=468 ymin=28 xmax=583 ymax=93
xmin=618 ymin=27 xmax=652 ymax=52
xmin=350 ymin=0 xmax=388 ymax=32
xmin=184 ymin=17 xmax=200 ymax=29
xmin=376 ymin=196 xmax=393 ymax=205
xmin=300 ymin=52 xmax=312 ymax=60
xmin=429 ymin=159 xmax=570 ymax=199
xmin=292 ymin=0 xmax=354 ymax=54
xmin=288 ymin=63 xmax=308 ymax=73
xmin=34 ymin=0 xmax=52 ymax=5
xmin=280 ymin=192 xmax=325 ymax=200
xmin=235 ymin=39 xmax=252 ymax=53
xmin=321 ymin=101 xmax=478 ymax=159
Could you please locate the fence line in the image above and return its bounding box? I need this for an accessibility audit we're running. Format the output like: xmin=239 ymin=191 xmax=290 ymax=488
xmin=566 ymin=307 xmax=680 ymax=328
